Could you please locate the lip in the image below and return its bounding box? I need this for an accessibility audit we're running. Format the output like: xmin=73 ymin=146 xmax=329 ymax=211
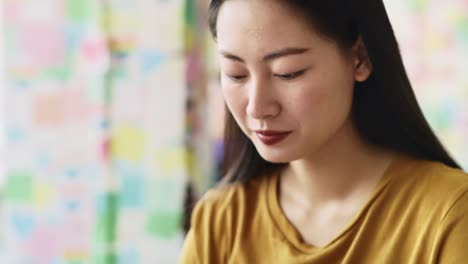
xmin=255 ymin=130 xmax=292 ymax=145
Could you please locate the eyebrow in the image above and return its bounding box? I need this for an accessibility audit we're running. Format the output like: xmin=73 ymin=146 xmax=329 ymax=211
xmin=220 ymin=47 xmax=309 ymax=63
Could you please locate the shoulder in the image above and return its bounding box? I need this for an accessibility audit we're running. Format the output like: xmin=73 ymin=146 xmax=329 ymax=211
xmin=390 ymin=157 xmax=468 ymax=217
xmin=193 ymin=174 xmax=269 ymax=221
xmin=403 ymin=158 xmax=468 ymax=194
xmin=180 ymin=175 xmax=273 ymax=263
xmin=417 ymin=162 xmax=468 ymax=262
xmin=189 ymin=173 xmax=274 ymax=236
xmin=185 ymin=175 xmax=272 ymax=260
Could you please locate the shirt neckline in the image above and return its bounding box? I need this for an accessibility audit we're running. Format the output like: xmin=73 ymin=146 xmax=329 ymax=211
xmin=266 ymin=153 xmax=413 ymax=253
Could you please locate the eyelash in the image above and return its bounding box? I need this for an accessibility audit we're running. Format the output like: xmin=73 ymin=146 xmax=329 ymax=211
xmin=229 ymin=75 xmax=247 ymax=82
xmin=275 ymin=70 xmax=306 ymax=80
xmin=228 ymin=70 xmax=306 ymax=82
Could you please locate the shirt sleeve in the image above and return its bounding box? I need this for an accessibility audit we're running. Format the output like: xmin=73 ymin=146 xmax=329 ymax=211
xmin=178 ymin=228 xmax=200 ymax=264
xmin=437 ymin=189 xmax=468 ymax=263
xmin=178 ymin=191 xmax=229 ymax=264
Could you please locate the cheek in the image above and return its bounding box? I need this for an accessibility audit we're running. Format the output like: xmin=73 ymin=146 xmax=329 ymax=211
xmin=284 ymin=91 xmax=327 ymax=122
xmin=283 ymin=73 xmax=354 ymax=125
xmin=221 ymin=85 xmax=247 ymax=123
xmin=282 ymin=80 xmax=331 ymax=117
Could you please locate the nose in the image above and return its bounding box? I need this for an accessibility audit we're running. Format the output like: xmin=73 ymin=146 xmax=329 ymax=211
xmin=246 ymin=77 xmax=280 ymax=120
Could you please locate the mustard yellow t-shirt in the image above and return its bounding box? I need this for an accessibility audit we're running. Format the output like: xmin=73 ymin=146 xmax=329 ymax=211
xmin=179 ymin=155 xmax=468 ymax=263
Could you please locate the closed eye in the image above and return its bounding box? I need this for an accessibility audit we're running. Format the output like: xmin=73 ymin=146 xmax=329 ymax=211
xmin=228 ymin=75 xmax=247 ymax=82
xmin=275 ymin=70 xmax=306 ymax=80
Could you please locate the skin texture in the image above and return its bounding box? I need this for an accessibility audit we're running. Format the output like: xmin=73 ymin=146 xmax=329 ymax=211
xmin=216 ymin=0 xmax=394 ymax=247
xmin=217 ymin=0 xmax=369 ymax=164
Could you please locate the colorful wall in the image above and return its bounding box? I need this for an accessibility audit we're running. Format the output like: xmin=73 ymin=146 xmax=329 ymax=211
xmin=385 ymin=0 xmax=468 ymax=169
xmin=1 ymin=0 xmax=214 ymax=263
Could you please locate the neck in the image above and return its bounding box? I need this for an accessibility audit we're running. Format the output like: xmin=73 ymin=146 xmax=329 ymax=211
xmin=282 ymin=119 xmax=395 ymax=206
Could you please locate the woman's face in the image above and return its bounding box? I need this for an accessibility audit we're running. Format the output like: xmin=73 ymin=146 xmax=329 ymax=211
xmin=216 ymin=0 xmax=371 ymax=163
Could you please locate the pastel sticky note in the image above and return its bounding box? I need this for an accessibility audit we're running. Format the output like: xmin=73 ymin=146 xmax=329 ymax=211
xmin=44 ymin=63 xmax=73 ymax=81
xmin=34 ymin=94 xmax=66 ymax=126
xmin=81 ymin=39 xmax=108 ymax=63
xmin=64 ymin=24 xmax=82 ymax=48
xmin=33 ymin=184 xmax=55 ymax=209
xmin=4 ymin=2 xmax=21 ymax=21
xmin=146 ymin=211 xmax=182 ymax=239
xmin=456 ymin=18 xmax=468 ymax=43
xmin=64 ymin=250 xmax=89 ymax=262
xmin=35 ymin=152 xmax=51 ymax=169
xmin=104 ymin=11 xmax=140 ymax=35
xmin=120 ymin=174 xmax=144 ymax=208
xmin=64 ymin=199 xmax=82 ymax=211
xmin=11 ymin=213 xmax=35 ymax=238
xmin=23 ymin=226 xmax=60 ymax=264
xmin=154 ymin=148 xmax=187 ymax=175
xmin=67 ymin=0 xmax=96 ymax=21
xmin=118 ymin=248 xmax=140 ymax=264
xmin=19 ymin=24 xmax=66 ymax=67
xmin=7 ymin=127 xmax=26 ymax=143
xmin=64 ymin=167 xmax=81 ymax=178
xmin=4 ymin=171 xmax=34 ymax=202
xmin=94 ymin=253 xmax=117 ymax=264
xmin=408 ymin=0 xmax=427 ymax=11
xmin=111 ymin=125 xmax=146 ymax=163
xmin=141 ymin=50 xmax=165 ymax=74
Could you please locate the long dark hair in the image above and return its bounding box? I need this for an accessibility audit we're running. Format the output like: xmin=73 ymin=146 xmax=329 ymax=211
xmin=209 ymin=0 xmax=461 ymax=183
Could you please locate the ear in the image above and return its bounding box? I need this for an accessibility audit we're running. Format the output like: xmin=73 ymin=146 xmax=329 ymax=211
xmin=352 ymin=36 xmax=373 ymax=82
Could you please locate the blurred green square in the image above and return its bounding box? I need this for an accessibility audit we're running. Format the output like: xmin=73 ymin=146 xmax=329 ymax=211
xmin=67 ymin=0 xmax=95 ymax=21
xmin=146 ymin=211 xmax=182 ymax=239
xmin=94 ymin=253 xmax=117 ymax=264
xmin=4 ymin=171 xmax=33 ymax=202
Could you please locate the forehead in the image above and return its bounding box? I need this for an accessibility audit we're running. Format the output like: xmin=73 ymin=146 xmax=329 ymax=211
xmin=216 ymin=0 xmax=319 ymax=53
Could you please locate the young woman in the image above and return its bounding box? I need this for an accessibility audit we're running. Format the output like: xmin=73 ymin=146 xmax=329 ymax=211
xmin=180 ymin=0 xmax=468 ymax=263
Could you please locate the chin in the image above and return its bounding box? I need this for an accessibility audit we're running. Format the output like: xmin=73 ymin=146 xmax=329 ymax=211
xmin=255 ymin=147 xmax=299 ymax=164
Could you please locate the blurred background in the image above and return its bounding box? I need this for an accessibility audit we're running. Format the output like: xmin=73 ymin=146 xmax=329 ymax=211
xmin=0 ymin=0 xmax=466 ymax=263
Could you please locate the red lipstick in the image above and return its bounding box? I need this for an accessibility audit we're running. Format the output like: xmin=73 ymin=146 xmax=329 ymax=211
xmin=255 ymin=130 xmax=291 ymax=145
